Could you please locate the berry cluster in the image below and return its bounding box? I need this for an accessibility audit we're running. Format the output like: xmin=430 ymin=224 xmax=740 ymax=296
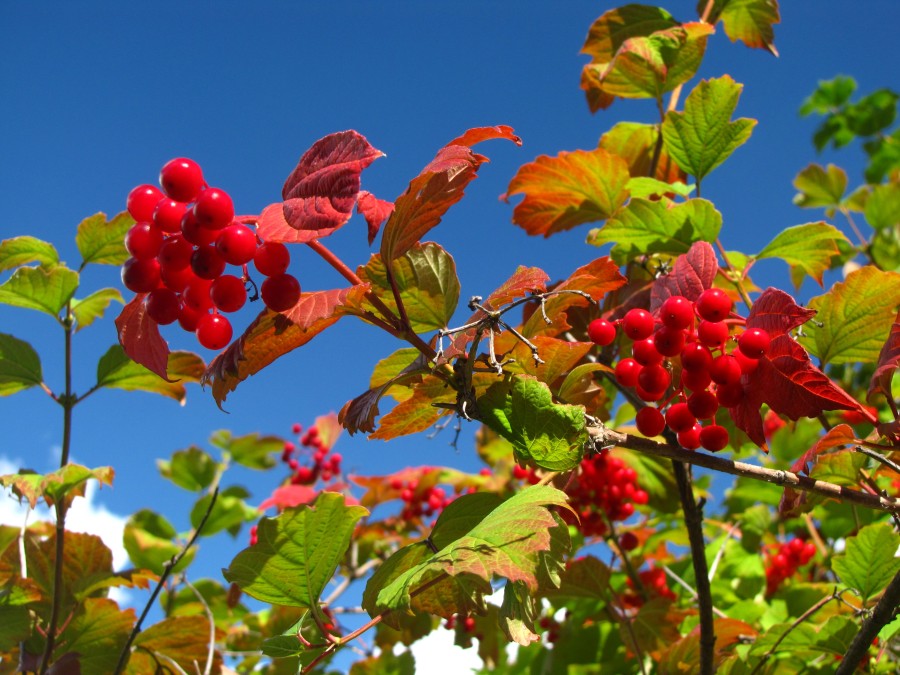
xmin=588 ymin=289 xmax=772 ymax=452
xmin=765 ymin=537 xmax=816 ymax=595
xmin=562 ymin=451 xmax=648 ymax=537
xmin=281 ymin=423 xmax=342 ymax=485
xmin=123 ymin=158 xmax=302 ymax=350
xmin=389 ymin=476 xmax=453 ymax=521
xmin=623 ymin=565 xmax=677 ymax=608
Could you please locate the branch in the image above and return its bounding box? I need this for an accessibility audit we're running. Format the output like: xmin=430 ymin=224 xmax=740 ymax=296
xmin=835 ymin=571 xmax=900 ymax=675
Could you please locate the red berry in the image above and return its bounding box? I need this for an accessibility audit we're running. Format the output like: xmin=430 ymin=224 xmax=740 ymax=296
xmin=183 ymin=276 xmax=214 ymax=311
xmin=587 ymin=318 xmax=617 ymax=346
xmin=160 ymin=263 xmax=195 ymax=293
xmin=637 ymin=363 xmax=671 ymax=397
xmin=177 ymin=300 xmax=202 ymax=332
xmin=124 ymin=222 xmax=164 ymax=260
xmin=121 ymin=257 xmax=160 ymax=293
xmin=615 ymin=358 xmax=641 ymax=387
xmin=144 ymin=287 xmax=180 ymax=325
xmin=677 ymin=423 xmax=702 ymax=450
xmin=653 ymin=326 xmax=686 ymax=357
xmin=210 ymin=274 xmax=247 ymax=312
xmin=709 ymin=354 xmax=742 ymax=386
xmin=665 ymin=402 xmax=697 ymax=433
xmin=181 ymin=210 xmax=217 ymax=246
xmin=687 ymin=390 xmax=719 ymax=419
xmin=193 ymin=187 xmax=234 ymax=230
xmin=681 ymin=342 xmax=713 ymax=371
xmin=159 ymin=158 xmax=205 ymax=203
xmin=697 ymin=320 xmax=730 ymax=347
xmin=733 ymin=349 xmax=760 ymax=375
xmin=636 ymin=384 xmax=665 ymax=402
xmin=695 ymin=289 xmax=733 ymax=322
xmin=127 ymin=184 xmax=164 ymax=222
xmin=216 ymin=224 xmax=258 ymax=265
xmin=715 ymin=383 xmax=745 ymax=408
xmin=636 ymin=407 xmax=665 ymax=437
xmin=153 ymin=197 xmax=188 ymax=234
xmin=261 ymin=273 xmax=301 ymax=312
xmin=681 ymin=367 xmax=712 ymax=392
xmin=699 ymin=425 xmax=730 ymax=452
xmin=254 ymin=241 xmax=291 ymax=276
xmin=619 ymin=532 xmax=639 ymax=551
xmin=632 ymin=338 xmax=664 ymax=366
xmin=196 ymin=313 xmax=233 ymax=350
xmin=157 ymin=234 xmax=194 ymax=271
xmin=738 ymin=328 xmax=771 ymax=359
xmin=623 ymin=309 xmax=655 ymax=341
xmin=660 ymin=295 xmax=694 ymax=330
xmin=190 ymin=245 xmax=227 ymax=280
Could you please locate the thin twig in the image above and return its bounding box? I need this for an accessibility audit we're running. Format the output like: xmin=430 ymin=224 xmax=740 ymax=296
xmin=661 ymin=564 xmax=728 ymax=619
xmin=835 ymin=570 xmax=900 ymax=674
xmin=183 ymin=578 xmax=216 ymax=675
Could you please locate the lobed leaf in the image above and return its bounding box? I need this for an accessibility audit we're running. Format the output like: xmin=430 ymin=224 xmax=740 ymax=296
xmin=71 ymin=287 xmax=124 ymax=332
xmin=755 ymin=222 xmax=850 ymax=286
xmin=704 ymin=0 xmax=781 ymax=55
xmin=211 ymin=429 xmax=285 ymax=470
xmin=599 ymin=122 xmax=687 ymax=184
xmin=0 ymin=333 xmax=43 ymax=396
xmin=56 ymin=598 xmax=134 ymax=675
xmin=649 ymin=240 xmax=719 ymax=309
xmin=581 ymin=5 xmax=677 ymax=62
xmin=831 ymin=522 xmax=900 ymax=603
xmin=115 ymin=294 xmax=171 ymax=381
xmin=0 ymin=236 xmax=59 ymax=272
xmin=157 ymin=447 xmax=219 ymax=492
xmin=96 ymin=344 xmax=205 ymax=403
xmin=868 ymin=309 xmax=900 ymax=402
xmin=745 ymin=287 xmax=816 ymax=338
xmin=75 ymin=211 xmax=134 ymax=266
xmin=0 ymin=264 xmax=79 ymax=317
xmin=130 ymin=615 xmax=221 ymax=674
xmin=792 ymin=163 xmax=848 ymax=213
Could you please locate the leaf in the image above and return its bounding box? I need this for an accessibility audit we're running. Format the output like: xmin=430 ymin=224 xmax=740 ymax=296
xmin=581 ymin=6 xmax=678 ymax=62
xmin=780 ymin=424 xmax=856 ymax=514
xmin=831 ymin=522 xmax=900 ymax=603
xmin=0 ymin=333 xmax=43 ymax=396
xmin=868 ymin=309 xmax=900 ymax=402
xmin=444 ymin=125 xmax=522 ymax=148
xmin=115 ymin=294 xmax=171 ymax=381
xmin=157 ymin=447 xmax=219 ymax=492
xmin=258 ymin=484 xmax=318 ymax=512
xmin=799 ymin=265 xmax=900 ymax=366
xmin=590 ymin=198 xmax=721 ymax=263
xmin=503 ymin=148 xmax=631 ymax=237
xmin=792 ymin=164 xmax=848 ymax=213
xmin=479 ymin=374 xmax=586 ymax=471
xmin=800 ymin=75 xmax=856 ymax=117
xmin=864 ymin=181 xmax=900 ymax=232
xmin=190 ymin=486 xmax=260 ymax=537
xmin=744 ymin=287 xmax=817 ymax=338
xmin=75 ymin=211 xmax=134 ymax=266
xmin=223 ymin=492 xmax=368 ymax=607
xmin=368 ymin=389 xmax=448 ymax=441
xmin=0 ymin=236 xmax=59 ymax=272
xmin=123 ymin=509 xmax=195 ymax=575
xmin=662 ymin=75 xmax=757 ymax=182
xmin=131 ymin=615 xmax=219 ymax=673
xmin=40 ymin=464 xmax=114 ymax=507
xmin=618 ymin=450 xmax=681 ymax=514
xmin=755 ymin=222 xmax=850 ymax=286
xmin=96 ymin=344 xmax=205 ymax=403
xmin=599 ymin=122 xmax=687 ymax=184
xmin=500 ymin=579 xmax=540 ymax=646
xmin=705 ymin=0 xmax=781 ymax=55
xmin=0 ymin=264 xmax=79 ymax=317
xmin=55 ymin=598 xmax=134 ymax=675
xmin=625 ymin=176 xmax=694 ymax=200
xmin=280 ymin=130 xmax=384 ymax=241
xmin=649 ymin=241 xmax=719 ymax=309
xmin=70 ymin=287 xmax=123 ymax=332
xmin=546 ymin=555 xmax=611 ymax=600
xmin=510 ymin=338 xmax=593 ymax=386
xmin=357 ymin=191 xmax=394 ymax=245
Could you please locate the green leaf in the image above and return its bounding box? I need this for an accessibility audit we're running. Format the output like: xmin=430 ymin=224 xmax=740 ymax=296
xmin=581 ymin=5 xmax=677 ymax=62
xmin=210 ymin=429 xmax=285 ymax=470
xmin=662 ymin=75 xmax=757 ymax=182
xmin=261 ymin=634 xmax=306 ymax=658
xmin=190 ymin=486 xmax=259 ymax=537
xmin=0 ymin=236 xmax=59 ymax=272
xmin=589 ymin=197 xmax=722 ymax=264
xmin=755 ymin=222 xmax=850 ymax=286
xmin=123 ymin=509 xmax=194 ymax=575
xmin=500 ymin=579 xmax=540 ymax=646
xmin=800 ymin=76 xmax=857 ymax=116
xmin=223 ymin=492 xmax=368 ymax=608
xmin=706 ymin=0 xmax=781 ymax=55
xmin=0 ymin=606 xmax=32 ymax=651
xmin=479 ymin=374 xmax=587 ymax=471
xmin=0 ymin=333 xmax=43 ymax=396
xmin=55 ymin=598 xmax=134 ymax=674
xmin=71 ymin=287 xmax=123 ymax=332
xmin=864 ymin=181 xmax=900 ymax=233
xmin=95 ymin=344 xmax=205 ymax=403
xmin=157 ymin=447 xmax=219 ymax=492
xmin=792 ymin=164 xmax=847 ymax=214
xmin=350 ymin=650 xmax=415 ymax=675
xmin=832 ymin=522 xmax=900 ymax=603
xmin=429 ymin=492 xmax=505 ymax=551
xmin=545 ymin=554 xmax=612 ymax=601
xmin=618 ymin=449 xmax=681 ymax=514
xmin=41 ymin=463 xmax=114 ymax=507
xmin=75 ymin=211 xmax=134 ymax=266
xmin=799 ymin=265 xmax=900 ymax=365
xmin=599 ymin=121 xmax=686 ymax=183
xmin=624 ymin=176 xmax=693 ymax=200
xmin=0 ymin=264 xmax=79 ymax=317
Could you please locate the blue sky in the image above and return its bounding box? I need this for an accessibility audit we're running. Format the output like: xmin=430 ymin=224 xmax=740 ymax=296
xmin=1 ymin=0 xmax=899 ymax=666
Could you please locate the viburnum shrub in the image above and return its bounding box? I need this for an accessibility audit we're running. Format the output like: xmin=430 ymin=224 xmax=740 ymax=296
xmin=4 ymin=2 xmax=900 ymax=674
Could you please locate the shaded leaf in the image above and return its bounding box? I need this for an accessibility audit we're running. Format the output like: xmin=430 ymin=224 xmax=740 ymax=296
xmin=123 ymin=509 xmax=194 ymax=576
xmin=0 ymin=264 xmax=79 ymax=317
xmin=780 ymin=423 xmax=856 ymax=515
xmin=500 ymin=579 xmax=540 ymax=646
xmin=131 ymin=615 xmax=220 ymax=673
xmin=663 ymin=76 xmax=756 ymax=182
xmin=618 ymin=449 xmax=681 ymax=514
xmin=599 ymin=121 xmax=686 ymax=184
xmin=831 ymin=522 xmax=900 ymax=603
xmin=96 ymin=344 xmax=204 ymax=403
xmin=40 ymin=464 xmax=114 ymax=508
xmin=705 ymin=0 xmax=780 ymax=55
xmin=864 ymin=181 xmax=900 ymax=232
xmin=545 ymin=554 xmax=611 ymax=600
xmin=56 ymin=598 xmax=134 ymax=675
xmin=0 ymin=333 xmax=42 ymax=396
xmin=0 ymin=236 xmax=59 ymax=272
xmin=75 ymin=211 xmax=134 ymax=266
xmin=868 ymin=309 xmax=900 ymax=402
xmin=190 ymin=486 xmax=260 ymax=537
xmin=211 ymin=430 xmax=285 ymax=470
xmin=115 ymin=294 xmax=171 ymax=381
xmin=792 ymin=163 xmax=848 ymax=213
xmin=755 ymin=222 xmax=850 ymax=286
xmin=157 ymin=447 xmax=219 ymax=492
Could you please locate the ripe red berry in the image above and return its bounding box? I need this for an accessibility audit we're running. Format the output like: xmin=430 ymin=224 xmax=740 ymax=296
xmin=144 ymin=287 xmax=180 ymax=325
xmin=637 ymin=363 xmax=671 ymax=397
xmin=632 ymin=337 xmax=664 ymax=366
xmin=210 ymin=274 xmax=247 ymax=312
xmin=254 ymin=241 xmax=291 ymax=276
xmin=681 ymin=367 xmax=712 ymax=392
xmin=160 ymin=263 xmax=195 ymax=293
xmin=124 ymin=222 xmax=164 ymax=260
xmin=615 ymin=358 xmax=641 ymax=387
xmin=193 ymin=187 xmax=234 ymax=230
xmin=636 ymin=407 xmax=666 ymax=437
xmin=216 ymin=224 xmax=258 ymax=265
xmin=159 ymin=158 xmax=205 ymax=203
xmin=153 ymin=197 xmax=188 ymax=234
xmin=261 ymin=273 xmax=301 ymax=312
xmin=619 ymin=531 xmax=639 ymax=551
xmin=653 ymin=326 xmax=686 ymax=357
xmin=622 ymin=308 xmax=655 ymax=341
xmin=177 ymin=300 xmax=202 ymax=332
xmin=681 ymin=342 xmax=713 ymax=371
xmin=709 ymin=354 xmax=742 ymax=386
xmin=677 ymin=423 xmax=703 ymax=450
xmin=695 ymin=288 xmax=733 ymax=322
xmin=183 ymin=276 xmax=214 ymax=311
xmin=699 ymin=425 xmax=730 ymax=452
xmin=716 ymin=383 xmax=745 ymax=408
xmin=697 ymin=320 xmax=730 ymax=347
xmin=127 ymin=184 xmax=164 ymax=222
xmin=665 ymin=402 xmax=697 ymax=433
xmin=180 ymin=210 xmax=217 ymax=246
xmin=660 ymin=295 xmax=694 ymax=330
xmin=687 ymin=390 xmax=719 ymax=419
xmin=196 ymin=312 xmax=233 ymax=350
xmin=733 ymin=349 xmax=760 ymax=375
xmin=157 ymin=234 xmax=194 ymax=271
xmin=587 ymin=318 xmax=617 ymax=346
xmin=738 ymin=328 xmax=771 ymax=359
xmin=190 ymin=245 xmax=227 ymax=280
xmin=121 ymin=257 xmax=160 ymax=293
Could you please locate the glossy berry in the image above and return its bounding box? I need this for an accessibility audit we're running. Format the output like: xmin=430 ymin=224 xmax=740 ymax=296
xmin=196 ymin=312 xmax=233 ymax=350
xmin=153 ymin=197 xmax=188 ymax=234
xmin=636 ymin=407 xmax=665 ymax=437
xmin=637 ymin=363 xmax=670 ymax=397
xmin=144 ymin=287 xmax=180 ymax=325
xmin=193 ymin=187 xmax=234 ymax=229
xmin=615 ymin=358 xmax=641 ymax=387
xmin=587 ymin=318 xmax=617 ymax=346
xmin=733 ymin=349 xmax=760 ymax=375
xmin=157 ymin=234 xmax=194 ymax=271
xmin=653 ymin=326 xmax=685 ymax=357
xmin=261 ymin=273 xmax=301 ymax=312
xmin=738 ymin=328 xmax=771 ymax=359
xmin=177 ymin=301 xmax=202 ymax=332
xmin=254 ymin=241 xmax=291 ymax=276
xmin=121 ymin=257 xmax=160 ymax=293
xmin=709 ymin=354 xmax=742 ymax=386
xmin=699 ymin=425 xmax=730 ymax=452
xmin=665 ymin=402 xmax=697 ymax=433
xmin=181 ymin=210 xmax=217 ymax=246
xmin=681 ymin=342 xmax=713 ymax=371
xmin=632 ymin=337 xmax=664 ymax=366
xmin=695 ymin=288 xmax=733 ymax=322
xmin=622 ymin=308 xmax=655 ymax=341
xmin=124 ymin=222 xmax=164 ymax=260
xmin=159 ymin=158 xmax=205 ymax=203
xmin=127 ymin=184 xmax=164 ymax=222
xmin=210 ymin=274 xmax=247 ymax=312
xmin=183 ymin=276 xmax=214 ymax=311
xmin=190 ymin=245 xmax=226 ymax=280
xmin=216 ymin=224 xmax=258 ymax=265
xmin=659 ymin=295 xmax=694 ymax=329
xmin=687 ymin=390 xmax=719 ymax=419
xmin=677 ymin=424 xmax=703 ymax=450
xmin=681 ymin=367 xmax=712 ymax=392
xmin=697 ymin=320 xmax=730 ymax=347
xmin=160 ymin=263 xmax=195 ymax=293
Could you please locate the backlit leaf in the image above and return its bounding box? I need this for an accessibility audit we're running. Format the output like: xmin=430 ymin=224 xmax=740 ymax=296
xmin=800 ymin=75 xmax=856 ymax=117
xmin=157 ymin=447 xmax=219 ymax=492
xmin=500 ymin=579 xmax=540 ymax=646
xmin=864 ymin=181 xmax=900 ymax=232
xmin=792 ymin=164 xmax=848 ymax=213
xmin=71 ymin=287 xmax=123 ymax=332
xmin=190 ymin=486 xmax=260 ymax=537
xmin=625 ymin=176 xmax=694 ymax=199
xmin=0 ymin=333 xmax=42 ymax=396
xmin=509 ymin=338 xmax=593 ymax=387
xmin=705 ymin=0 xmax=781 ymax=55
xmin=0 ymin=236 xmax=59 ymax=272
xmin=599 ymin=122 xmax=687 ymax=184
xmin=223 ymin=492 xmax=368 ymax=607
xmin=56 ymin=598 xmax=134 ymax=675
xmin=444 ymin=125 xmax=522 ymax=148
xmin=131 ymin=615 xmax=220 ymax=673
xmin=40 ymin=463 xmax=114 ymax=508
xmin=831 ymin=522 xmax=900 ymax=603
xmin=649 ymin=241 xmax=719 ymax=309
xmin=75 ymin=211 xmax=134 ymax=266
xmin=799 ymin=265 xmax=900 ymax=365
xmin=96 ymin=344 xmax=204 ymax=403
xmin=280 ymin=130 xmax=384 ymax=241
xmin=789 ymin=424 xmax=856 ymax=477
xmin=581 ymin=5 xmax=677 ymax=62
xmin=504 ymin=148 xmax=630 ymax=237
xmin=755 ymin=222 xmax=850 ymax=286
xmin=662 ymin=76 xmax=756 ymax=182
xmin=0 ymin=264 xmax=79 ymax=317
xmin=743 ymin=287 xmax=816 ymax=338
xmin=368 ymin=389 xmax=449 ymax=441
xmin=479 ymin=374 xmax=586 ymax=471
xmin=258 ymin=484 xmax=318 ymax=512
xmin=545 ymin=554 xmax=611 ymax=600
xmin=868 ymin=309 xmax=900 ymax=402
xmin=115 ymin=294 xmax=171 ymax=381
xmin=211 ymin=430 xmax=285 ymax=470
xmin=123 ymin=509 xmax=195 ymax=575
xmin=357 ymin=190 xmax=395 ymax=245
xmin=618 ymin=449 xmax=681 ymax=514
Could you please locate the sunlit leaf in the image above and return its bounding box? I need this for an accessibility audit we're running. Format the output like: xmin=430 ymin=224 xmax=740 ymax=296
xmin=123 ymin=509 xmax=194 ymax=576
xmin=444 ymin=125 xmax=522 ymax=148
xmin=40 ymin=464 xmax=114 ymax=507
xmin=115 ymin=293 xmax=171 ymax=381
xmin=0 ymin=236 xmax=59 ymax=272
xmin=190 ymin=486 xmax=260 ymax=537
xmin=832 ymin=522 xmax=900 ymax=603
xmin=792 ymin=164 xmax=848 ymax=214
xmin=755 ymin=222 xmax=850 ymax=286
xmin=75 ymin=211 xmax=134 ymax=267
xmin=0 ymin=264 xmax=79 ymax=317
xmin=55 ymin=598 xmax=134 ymax=674
xmin=157 ymin=447 xmax=219 ymax=492
xmin=96 ymin=344 xmax=205 ymax=403
xmin=131 ymin=615 xmax=221 ymax=674
xmin=0 ymin=333 xmax=42 ymax=396
xmin=210 ymin=430 xmax=285 ymax=470
xmin=868 ymin=309 xmax=900 ymax=402
xmin=649 ymin=241 xmax=719 ymax=309
xmin=599 ymin=122 xmax=687 ymax=184
xmin=70 ymin=287 xmax=123 ymax=332
xmin=357 ymin=190 xmax=395 ymax=245
xmin=704 ymin=0 xmax=781 ymax=55
xmin=581 ymin=5 xmax=677 ymax=62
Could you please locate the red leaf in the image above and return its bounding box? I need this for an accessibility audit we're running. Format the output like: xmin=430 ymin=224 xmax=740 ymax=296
xmin=790 ymin=423 xmax=856 ymax=476
xmin=280 ymin=130 xmax=384 ymax=242
xmin=258 ymin=484 xmax=318 ymax=511
xmin=650 ymin=241 xmax=717 ymax=310
xmin=115 ymin=294 xmax=172 ymax=381
xmin=356 ymin=191 xmax=395 ymax=245
xmin=444 ymin=125 xmax=522 ymax=148
xmin=868 ymin=309 xmax=900 ymax=403
xmin=746 ymin=288 xmax=817 ymax=339
xmin=256 ymin=202 xmax=304 ymax=244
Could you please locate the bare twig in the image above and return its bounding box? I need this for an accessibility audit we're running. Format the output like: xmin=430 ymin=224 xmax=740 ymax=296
xmin=183 ymin=578 xmax=216 ymax=675
xmin=661 ymin=564 xmax=727 ymax=619
xmin=835 ymin=571 xmax=900 ymax=675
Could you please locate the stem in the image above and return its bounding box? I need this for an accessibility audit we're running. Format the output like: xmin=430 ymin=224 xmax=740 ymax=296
xmin=835 ymin=570 xmax=900 ymax=674
xmin=714 ymin=238 xmax=754 ymax=310
xmin=749 ymin=591 xmax=837 ymax=674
